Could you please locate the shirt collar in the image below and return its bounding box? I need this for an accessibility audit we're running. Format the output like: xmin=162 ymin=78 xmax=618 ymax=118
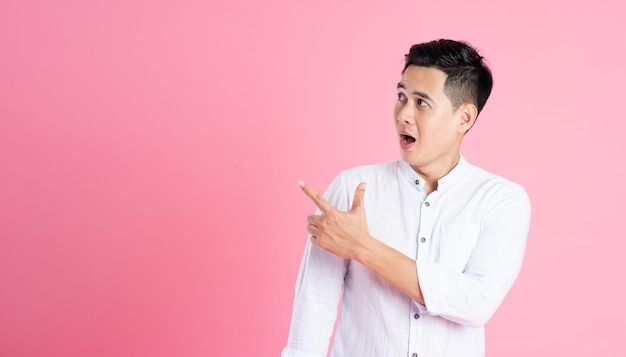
xmin=399 ymin=154 xmax=469 ymax=193
xmin=399 ymin=159 xmax=425 ymax=192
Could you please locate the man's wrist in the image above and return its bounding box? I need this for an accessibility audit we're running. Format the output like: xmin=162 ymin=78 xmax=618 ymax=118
xmin=353 ymin=234 xmax=378 ymax=264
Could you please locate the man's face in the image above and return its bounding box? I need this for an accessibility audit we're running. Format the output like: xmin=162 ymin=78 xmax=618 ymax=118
xmin=395 ymin=65 xmax=465 ymax=172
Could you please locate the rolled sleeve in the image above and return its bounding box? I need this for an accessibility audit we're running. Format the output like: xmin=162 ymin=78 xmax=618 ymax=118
xmin=417 ymin=184 xmax=531 ymax=327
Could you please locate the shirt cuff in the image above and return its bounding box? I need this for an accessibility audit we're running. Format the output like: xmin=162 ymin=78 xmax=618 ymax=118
xmin=281 ymin=347 xmax=326 ymax=357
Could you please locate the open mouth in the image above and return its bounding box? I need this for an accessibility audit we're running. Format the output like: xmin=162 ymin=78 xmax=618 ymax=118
xmin=401 ymin=134 xmax=416 ymax=144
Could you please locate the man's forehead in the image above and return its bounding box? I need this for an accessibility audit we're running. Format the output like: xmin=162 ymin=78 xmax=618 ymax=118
xmin=399 ymin=65 xmax=447 ymax=93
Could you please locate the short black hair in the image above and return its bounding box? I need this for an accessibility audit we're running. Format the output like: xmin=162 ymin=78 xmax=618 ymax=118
xmin=404 ymin=39 xmax=493 ymax=115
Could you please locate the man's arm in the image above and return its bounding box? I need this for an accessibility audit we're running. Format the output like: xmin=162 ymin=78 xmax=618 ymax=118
xmin=282 ymin=177 xmax=350 ymax=357
xmin=300 ymin=181 xmax=530 ymax=327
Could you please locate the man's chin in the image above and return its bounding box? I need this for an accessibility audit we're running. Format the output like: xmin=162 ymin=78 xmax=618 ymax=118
xmin=400 ymin=150 xmax=415 ymax=161
xmin=400 ymin=153 xmax=417 ymax=165
xmin=401 ymin=150 xmax=428 ymax=165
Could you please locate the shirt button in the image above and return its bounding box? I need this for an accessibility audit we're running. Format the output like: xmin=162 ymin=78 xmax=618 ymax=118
xmin=414 ymin=313 xmax=420 ymax=319
xmin=412 ymin=353 xmax=418 ymax=357
xmin=420 ymin=237 xmax=426 ymax=243
xmin=424 ymin=202 xmax=430 ymax=207
xmin=415 ymin=179 xmax=419 ymax=185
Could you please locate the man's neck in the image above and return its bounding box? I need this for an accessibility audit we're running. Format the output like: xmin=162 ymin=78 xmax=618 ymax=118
xmin=411 ymin=153 xmax=460 ymax=195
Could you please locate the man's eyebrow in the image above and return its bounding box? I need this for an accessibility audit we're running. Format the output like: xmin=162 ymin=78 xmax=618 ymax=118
xmin=396 ymin=83 xmax=434 ymax=102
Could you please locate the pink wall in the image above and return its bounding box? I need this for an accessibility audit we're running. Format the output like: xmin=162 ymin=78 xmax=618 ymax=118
xmin=1 ymin=0 xmax=625 ymax=356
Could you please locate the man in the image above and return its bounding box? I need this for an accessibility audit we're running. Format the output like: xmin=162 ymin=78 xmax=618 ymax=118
xmin=282 ymin=39 xmax=531 ymax=357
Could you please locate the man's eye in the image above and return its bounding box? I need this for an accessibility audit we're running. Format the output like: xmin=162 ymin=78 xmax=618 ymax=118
xmin=417 ymin=99 xmax=428 ymax=107
xmin=397 ymin=93 xmax=406 ymax=101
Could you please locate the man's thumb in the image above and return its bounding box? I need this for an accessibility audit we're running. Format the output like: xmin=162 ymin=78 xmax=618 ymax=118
xmin=350 ymin=182 xmax=367 ymax=212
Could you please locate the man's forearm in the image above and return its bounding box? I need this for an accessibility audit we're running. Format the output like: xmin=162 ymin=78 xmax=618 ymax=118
xmin=356 ymin=237 xmax=425 ymax=305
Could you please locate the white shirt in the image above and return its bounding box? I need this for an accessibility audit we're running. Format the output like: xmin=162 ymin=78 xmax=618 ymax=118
xmin=282 ymin=155 xmax=531 ymax=357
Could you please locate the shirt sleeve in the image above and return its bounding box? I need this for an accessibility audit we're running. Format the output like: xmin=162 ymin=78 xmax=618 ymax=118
xmin=282 ymin=174 xmax=351 ymax=357
xmin=416 ymin=183 xmax=531 ymax=328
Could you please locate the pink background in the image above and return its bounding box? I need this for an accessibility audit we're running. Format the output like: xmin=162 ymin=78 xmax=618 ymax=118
xmin=1 ymin=0 xmax=625 ymax=356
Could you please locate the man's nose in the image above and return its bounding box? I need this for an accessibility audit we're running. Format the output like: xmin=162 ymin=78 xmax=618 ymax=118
xmin=396 ymin=104 xmax=415 ymax=124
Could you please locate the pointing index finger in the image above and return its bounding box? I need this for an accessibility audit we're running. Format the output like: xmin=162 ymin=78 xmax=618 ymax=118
xmin=298 ymin=181 xmax=333 ymax=214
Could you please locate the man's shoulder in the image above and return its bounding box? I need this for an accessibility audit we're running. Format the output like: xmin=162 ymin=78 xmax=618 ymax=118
xmin=463 ymin=160 xmax=529 ymax=199
xmin=337 ymin=160 xmax=400 ymax=180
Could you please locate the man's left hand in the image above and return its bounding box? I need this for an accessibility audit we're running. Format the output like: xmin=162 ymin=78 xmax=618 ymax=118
xmin=299 ymin=181 xmax=372 ymax=260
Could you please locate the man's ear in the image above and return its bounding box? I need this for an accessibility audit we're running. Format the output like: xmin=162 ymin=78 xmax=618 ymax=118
xmin=457 ymin=103 xmax=478 ymax=134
